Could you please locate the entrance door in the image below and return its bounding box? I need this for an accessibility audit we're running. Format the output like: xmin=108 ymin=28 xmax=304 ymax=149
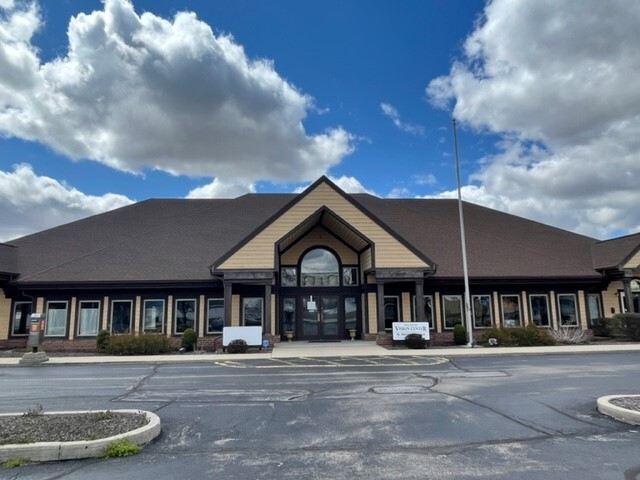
xmin=302 ymin=295 xmax=340 ymax=339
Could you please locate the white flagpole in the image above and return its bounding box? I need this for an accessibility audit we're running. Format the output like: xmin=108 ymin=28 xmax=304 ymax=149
xmin=452 ymin=118 xmax=474 ymax=347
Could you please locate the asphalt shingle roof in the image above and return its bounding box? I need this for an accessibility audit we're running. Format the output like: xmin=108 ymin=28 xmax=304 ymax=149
xmin=5 ymin=191 xmax=636 ymax=285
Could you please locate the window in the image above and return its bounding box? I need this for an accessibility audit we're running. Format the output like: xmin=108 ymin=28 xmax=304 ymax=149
xmin=283 ymin=297 xmax=296 ymax=332
xmin=111 ymin=300 xmax=132 ymax=334
xmin=243 ymin=297 xmax=263 ymax=327
xmin=529 ymin=295 xmax=550 ymax=327
xmin=587 ymin=294 xmax=602 ymax=327
xmin=411 ymin=295 xmax=434 ymax=329
xmin=345 ymin=297 xmax=357 ymax=332
xmin=300 ymin=248 xmax=339 ymax=286
xmin=557 ymin=294 xmax=578 ymax=326
xmin=11 ymin=301 xmax=32 ymax=336
xmin=45 ymin=301 xmax=68 ymax=337
xmin=77 ymin=301 xmax=100 ymax=336
xmin=472 ymin=295 xmax=493 ymax=328
xmin=343 ymin=267 xmax=358 ymax=286
xmin=207 ymin=298 xmax=224 ymax=334
xmin=143 ymin=299 xmax=165 ymax=333
xmin=501 ymin=295 xmax=521 ymax=327
xmin=175 ymin=299 xmax=196 ymax=334
xmin=443 ymin=295 xmax=462 ymax=329
xmin=384 ymin=296 xmax=399 ymax=330
xmin=280 ymin=267 xmax=297 ymax=287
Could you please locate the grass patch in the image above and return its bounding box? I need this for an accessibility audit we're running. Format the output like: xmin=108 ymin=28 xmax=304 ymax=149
xmin=2 ymin=457 xmax=30 ymax=468
xmin=103 ymin=438 xmax=141 ymax=458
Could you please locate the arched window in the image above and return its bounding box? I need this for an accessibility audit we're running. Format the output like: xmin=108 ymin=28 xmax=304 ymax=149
xmin=300 ymin=248 xmax=340 ymax=286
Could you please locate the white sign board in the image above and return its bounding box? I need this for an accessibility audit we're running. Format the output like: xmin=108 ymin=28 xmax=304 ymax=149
xmin=223 ymin=326 xmax=263 ymax=347
xmin=392 ymin=322 xmax=430 ymax=340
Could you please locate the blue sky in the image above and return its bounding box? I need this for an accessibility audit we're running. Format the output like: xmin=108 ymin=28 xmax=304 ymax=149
xmin=1 ymin=0 xmax=639 ymax=241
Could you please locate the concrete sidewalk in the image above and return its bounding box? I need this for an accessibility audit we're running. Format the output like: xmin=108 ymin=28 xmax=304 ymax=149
xmin=2 ymin=341 xmax=640 ymax=366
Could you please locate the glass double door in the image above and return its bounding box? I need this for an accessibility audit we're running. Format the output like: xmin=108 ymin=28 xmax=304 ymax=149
xmin=302 ymin=295 xmax=339 ymax=339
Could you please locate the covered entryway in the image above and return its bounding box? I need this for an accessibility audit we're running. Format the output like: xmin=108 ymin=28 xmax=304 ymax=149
xmin=301 ymin=295 xmax=339 ymax=339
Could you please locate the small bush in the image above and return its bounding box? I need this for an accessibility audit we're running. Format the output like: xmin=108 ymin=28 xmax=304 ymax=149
xmin=181 ymin=328 xmax=197 ymax=351
xmin=22 ymin=404 xmax=43 ymax=417
xmin=479 ymin=325 xmax=555 ymax=347
xmin=590 ymin=317 xmax=610 ymax=337
xmin=612 ymin=313 xmax=640 ymax=341
xmin=2 ymin=457 xmax=30 ymax=468
xmin=548 ymin=327 xmax=591 ymax=344
xmin=453 ymin=324 xmax=467 ymax=345
xmin=106 ymin=334 xmax=171 ymax=355
xmin=103 ymin=438 xmax=140 ymax=458
xmin=96 ymin=330 xmax=111 ymax=353
xmin=227 ymin=338 xmax=248 ymax=354
xmin=404 ymin=333 xmax=426 ymax=349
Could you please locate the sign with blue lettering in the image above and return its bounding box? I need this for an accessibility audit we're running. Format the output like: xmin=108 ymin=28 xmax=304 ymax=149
xmin=392 ymin=322 xmax=430 ymax=340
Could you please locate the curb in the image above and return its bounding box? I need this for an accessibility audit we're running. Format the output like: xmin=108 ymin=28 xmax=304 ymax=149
xmin=597 ymin=395 xmax=640 ymax=426
xmin=0 ymin=409 xmax=161 ymax=463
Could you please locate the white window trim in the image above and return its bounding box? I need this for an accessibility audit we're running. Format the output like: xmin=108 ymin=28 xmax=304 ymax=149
xmin=500 ymin=294 xmax=522 ymax=327
xmin=528 ymin=294 xmax=550 ymax=327
xmin=442 ymin=294 xmax=463 ymax=330
xmin=143 ymin=299 xmax=165 ymax=334
xmin=586 ymin=293 xmax=602 ymax=322
xmin=472 ymin=294 xmax=493 ymax=329
xmin=174 ymin=298 xmax=197 ymax=335
xmin=45 ymin=300 xmax=68 ymax=337
xmin=77 ymin=300 xmax=101 ymax=337
xmin=11 ymin=301 xmax=32 ymax=336
xmin=207 ymin=298 xmax=224 ymax=334
xmin=557 ymin=293 xmax=579 ymax=327
xmin=110 ymin=300 xmax=133 ymax=334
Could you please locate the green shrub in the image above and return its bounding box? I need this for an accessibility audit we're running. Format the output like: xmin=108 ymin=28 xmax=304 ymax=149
xmin=479 ymin=325 xmax=555 ymax=347
xmin=181 ymin=328 xmax=197 ymax=351
xmin=453 ymin=324 xmax=467 ymax=345
xmin=227 ymin=338 xmax=248 ymax=353
xmin=612 ymin=313 xmax=640 ymax=341
xmin=103 ymin=438 xmax=140 ymax=458
xmin=106 ymin=334 xmax=171 ymax=355
xmin=590 ymin=317 xmax=611 ymax=337
xmin=96 ymin=330 xmax=111 ymax=353
xmin=404 ymin=333 xmax=426 ymax=349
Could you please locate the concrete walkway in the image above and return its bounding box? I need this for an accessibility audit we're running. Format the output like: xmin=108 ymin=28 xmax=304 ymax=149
xmin=2 ymin=341 xmax=640 ymax=366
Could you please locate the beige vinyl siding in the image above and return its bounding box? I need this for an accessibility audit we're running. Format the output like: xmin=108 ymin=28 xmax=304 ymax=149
xmin=166 ymin=295 xmax=173 ymax=337
xmin=434 ymin=292 xmax=442 ymax=333
xmin=36 ymin=297 xmax=44 ymax=313
xmin=360 ymin=248 xmax=373 ymax=272
xmin=219 ymin=182 xmax=429 ymax=270
xmin=401 ymin=292 xmax=411 ymax=321
xmin=623 ymin=250 xmax=640 ymax=269
xmin=578 ymin=290 xmax=588 ymax=329
xmin=521 ymin=291 xmax=529 ymax=326
xmin=101 ymin=297 xmax=109 ymax=331
xmin=133 ymin=296 xmax=141 ymax=336
xmin=68 ymin=297 xmax=77 ymax=340
xmin=231 ymin=295 xmax=240 ymax=327
xmin=280 ymin=226 xmax=358 ymax=265
xmin=549 ymin=291 xmax=557 ymax=330
xmin=367 ymin=292 xmax=377 ymax=334
xmin=198 ymin=295 xmax=206 ymax=338
xmin=0 ymin=291 xmax=10 ymax=340
xmin=602 ymin=281 xmax=623 ymax=316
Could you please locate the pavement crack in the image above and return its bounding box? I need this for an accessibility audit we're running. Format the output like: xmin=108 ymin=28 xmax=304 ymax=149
xmin=111 ymin=364 xmax=160 ymax=402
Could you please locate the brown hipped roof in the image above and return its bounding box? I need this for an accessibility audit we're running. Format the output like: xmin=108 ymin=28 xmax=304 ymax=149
xmin=5 ymin=184 xmax=629 ymax=285
xmin=0 ymin=243 xmax=18 ymax=276
xmin=592 ymin=233 xmax=640 ymax=270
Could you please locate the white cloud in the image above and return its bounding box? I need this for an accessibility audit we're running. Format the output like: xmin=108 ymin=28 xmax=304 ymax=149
xmin=0 ymin=0 xmax=354 ymax=183
xmin=186 ymin=178 xmax=255 ymax=198
xmin=293 ymin=176 xmax=376 ymax=195
xmin=0 ymin=164 xmax=133 ymax=241
xmin=380 ymin=102 xmax=425 ymax=136
xmin=427 ymin=0 xmax=640 ymax=238
xmin=413 ymin=173 xmax=437 ymax=186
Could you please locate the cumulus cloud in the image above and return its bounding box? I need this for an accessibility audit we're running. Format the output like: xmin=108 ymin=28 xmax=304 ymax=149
xmin=186 ymin=178 xmax=255 ymax=198
xmin=380 ymin=103 xmax=425 ymax=136
xmin=0 ymin=164 xmax=133 ymax=241
xmin=293 ymin=176 xmax=376 ymax=195
xmin=0 ymin=0 xmax=354 ymax=183
xmin=427 ymin=0 xmax=640 ymax=238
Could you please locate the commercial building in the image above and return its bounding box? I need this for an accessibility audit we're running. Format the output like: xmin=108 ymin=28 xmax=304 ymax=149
xmin=1 ymin=177 xmax=639 ymax=350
